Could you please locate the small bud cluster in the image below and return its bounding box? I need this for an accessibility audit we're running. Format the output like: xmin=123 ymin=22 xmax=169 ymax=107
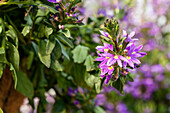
xmin=48 ymin=0 xmax=83 ymax=29
xmin=67 ymin=87 xmax=85 ymax=109
xmin=96 ymin=18 xmax=147 ymax=84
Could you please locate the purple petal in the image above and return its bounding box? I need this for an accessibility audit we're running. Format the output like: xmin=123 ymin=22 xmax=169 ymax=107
xmin=100 ymin=74 xmax=105 ymax=78
xmin=132 ymin=53 xmax=142 ymax=57
xmin=139 ymin=52 xmax=147 ymax=57
xmin=105 ymin=74 xmax=112 ymax=84
xmin=135 ymin=45 xmax=143 ymax=52
xmin=108 ymin=44 xmax=113 ymax=51
xmin=108 ymin=68 xmax=114 ymax=75
xmin=119 ymin=56 xmax=128 ymax=62
xmin=117 ymin=59 xmax=122 ymax=67
xmin=99 ymin=60 xmax=107 ymax=67
xmin=123 ymin=61 xmax=127 ymax=68
xmin=123 ymin=30 xmax=127 ymax=37
xmin=128 ymin=60 xmax=134 ymax=68
xmin=95 ymin=57 xmax=105 ymax=61
xmin=129 ymin=31 xmax=135 ymax=38
xmin=107 ymin=58 xmax=116 ymax=66
xmin=96 ymin=46 xmax=104 ymax=52
xmin=131 ymin=58 xmax=141 ymax=64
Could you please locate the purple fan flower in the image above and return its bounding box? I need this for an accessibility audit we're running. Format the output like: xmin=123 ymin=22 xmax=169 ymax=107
xmin=122 ymin=30 xmax=138 ymax=42
xmin=100 ymin=64 xmax=114 ymax=78
xmin=123 ymin=43 xmax=146 ymax=68
xmin=48 ymin=0 xmax=61 ymax=3
xmin=107 ymin=54 xmax=128 ymax=67
xmin=95 ymin=53 xmax=113 ymax=67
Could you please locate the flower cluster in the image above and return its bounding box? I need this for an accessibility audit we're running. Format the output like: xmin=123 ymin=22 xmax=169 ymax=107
xmin=67 ymin=87 xmax=85 ymax=109
xmin=96 ymin=28 xmax=146 ymax=84
xmin=124 ymin=64 xmax=165 ymax=100
xmin=95 ymin=86 xmax=131 ymax=113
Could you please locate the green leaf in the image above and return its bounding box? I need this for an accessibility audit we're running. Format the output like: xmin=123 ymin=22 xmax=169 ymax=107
xmin=6 ymin=25 xmax=18 ymax=47
xmin=84 ymin=55 xmax=94 ymax=71
xmin=0 ymin=63 xmax=4 ymax=79
xmin=85 ymin=74 xmax=96 ymax=88
xmin=9 ymin=63 xmax=17 ymax=89
xmin=6 ymin=42 xmax=19 ymax=70
xmin=72 ymin=45 xmax=89 ymax=63
xmin=0 ymin=47 xmax=5 ymax=54
xmin=38 ymin=25 xmax=45 ymax=38
xmin=55 ymin=38 xmax=70 ymax=60
xmin=38 ymin=36 xmax=55 ymax=68
xmin=45 ymin=26 xmax=53 ymax=38
xmin=0 ymin=108 xmax=3 ymax=113
xmin=94 ymin=106 xmax=105 ymax=113
xmin=59 ymin=29 xmax=71 ymax=38
xmin=51 ymin=54 xmax=63 ymax=71
xmin=38 ymin=4 xmax=59 ymax=14
xmin=16 ymin=70 xmax=34 ymax=99
xmin=57 ymin=34 xmax=74 ymax=48
xmin=52 ymin=99 xmax=65 ymax=113
xmin=111 ymin=78 xmax=124 ymax=94
xmin=127 ymin=73 xmax=134 ymax=82
xmin=38 ymin=40 xmax=51 ymax=68
xmin=27 ymin=51 xmax=34 ymax=70
xmin=95 ymin=78 xmax=101 ymax=93
xmin=0 ymin=26 xmax=2 ymax=34
xmin=21 ymin=25 xmax=31 ymax=37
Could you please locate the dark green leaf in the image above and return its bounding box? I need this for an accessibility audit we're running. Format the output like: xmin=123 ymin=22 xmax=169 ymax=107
xmin=6 ymin=42 xmax=19 ymax=70
xmin=6 ymin=25 xmax=18 ymax=47
xmin=0 ymin=47 xmax=5 ymax=54
xmin=16 ymin=70 xmax=34 ymax=99
xmin=127 ymin=73 xmax=134 ymax=82
xmin=0 ymin=63 xmax=4 ymax=79
xmin=57 ymin=34 xmax=74 ymax=48
xmin=39 ymin=4 xmax=59 ymax=14
xmin=72 ymin=45 xmax=89 ymax=63
xmin=51 ymin=54 xmax=63 ymax=71
xmin=9 ymin=63 xmax=17 ymax=88
xmin=27 ymin=51 xmax=34 ymax=70
xmin=52 ymin=99 xmax=65 ymax=113
xmin=38 ymin=36 xmax=55 ymax=68
xmin=55 ymin=38 xmax=70 ymax=60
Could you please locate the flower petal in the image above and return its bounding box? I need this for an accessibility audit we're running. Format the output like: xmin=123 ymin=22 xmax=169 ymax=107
xmin=117 ymin=59 xmax=122 ymax=67
xmin=119 ymin=56 xmax=128 ymax=62
xmin=96 ymin=46 xmax=104 ymax=52
xmin=107 ymin=58 xmax=116 ymax=66
xmin=123 ymin=61 xmax=127 ymax=68
xmin=131 ymin=58 xmax=141 ymax=64
xmin=129 ymin=31 xmax=135 ymax=38
xmin=105 ymin=74 xmax=112 ymax=84
xmin=135 ymin=45 xmax=143 ymax=52
xmin=128 ymin=60 xmax=134 ymax=68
